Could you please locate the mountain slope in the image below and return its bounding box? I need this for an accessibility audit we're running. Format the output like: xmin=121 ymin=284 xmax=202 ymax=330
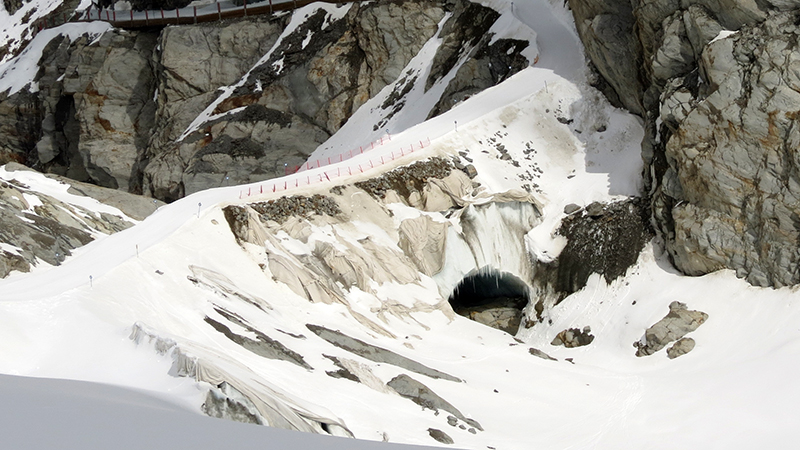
xmin=0 ymin=0 xmax=798 ymax=449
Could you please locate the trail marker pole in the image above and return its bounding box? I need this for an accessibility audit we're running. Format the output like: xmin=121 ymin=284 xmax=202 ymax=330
xmin=89 ymin=275 xmax=93 ymax=288
xmin=193 ymin=6 xmax=197 ymax=23
xmin=197 ymin=202 xmax=201 ymax=218
xmin=217 ymin=3 xmax=221 ymax=20
xmin=136 ymin=244 xmax=139 ymax=257
xmin=455 ymin=120 xmax=458 ymax=132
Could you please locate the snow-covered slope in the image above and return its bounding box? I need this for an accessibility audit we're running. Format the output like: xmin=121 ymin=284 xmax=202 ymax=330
xmin=0 ymin=0 xmax=798 ymax=449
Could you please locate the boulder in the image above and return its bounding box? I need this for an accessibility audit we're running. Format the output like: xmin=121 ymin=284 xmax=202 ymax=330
xmin=465 ymin=301 xmax=524 ymax=335
xmin=427 ymin=428 xmax=454 ymax=445
xmin=634 ymin=301 xmax=707 ymax=357
xmin=551 ymin=326 xmax=594 ymax=348
xmin=666 ymin=337 xmax=696 ymax=359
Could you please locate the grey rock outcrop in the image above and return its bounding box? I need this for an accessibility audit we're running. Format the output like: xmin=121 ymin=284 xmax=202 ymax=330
xmin=0 ymin=163 xmax=141 ymax=278
xmin=387 ymin=374 xmax=482 ymax=431
xmin=569 ymin=0 xmax=800 ymax=287
xmin=531 ymin=198 xmax=652 ymax=313
xmin=0 ymin=89 xmax=40 ymax=166
xmin=567 ymin=0 xmax=644 ymax=115
xmin=660 ymin=12 xmax=800 ymax=286
xmin=143 ymin=17 xmax=285 ymax=201
xmin=30 ymin=29 xmax=158 ymax=193
xmin=146 ymin=2 xmax=448 ymax=200
xmin=634 ymin=301 xmax=707 ymax=357
xmin=0 ymin=0 xmax=529 ymax=204
xmin=306 ymin=324 xmax=461 ymax=382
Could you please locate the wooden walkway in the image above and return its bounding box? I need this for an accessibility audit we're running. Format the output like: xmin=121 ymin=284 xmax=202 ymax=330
xmin=38 ymin=0 xmax=351 ymax=30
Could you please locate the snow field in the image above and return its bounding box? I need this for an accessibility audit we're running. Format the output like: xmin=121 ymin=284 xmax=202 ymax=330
xmin=1 ymin=0 xmax=798 ymax=449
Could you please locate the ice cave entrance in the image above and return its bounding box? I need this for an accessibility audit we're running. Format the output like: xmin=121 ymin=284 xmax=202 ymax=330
xmin=448 ymin=269 xmax=530 ymax=335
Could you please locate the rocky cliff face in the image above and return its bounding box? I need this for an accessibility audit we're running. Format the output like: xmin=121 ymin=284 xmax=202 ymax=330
xmin=570 ymin=0 xmax=800 ymax=286
xmin=0 ymin=162 xmax=163 ymax=278
xmin=0 ymin=0 xmax=532 ymax=202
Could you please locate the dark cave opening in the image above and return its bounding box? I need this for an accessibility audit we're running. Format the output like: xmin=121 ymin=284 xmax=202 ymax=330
xmin=448 ymin=270 xmax=530 ymax=335
xmin=51 ymin=95 xmax=89 ymax=182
